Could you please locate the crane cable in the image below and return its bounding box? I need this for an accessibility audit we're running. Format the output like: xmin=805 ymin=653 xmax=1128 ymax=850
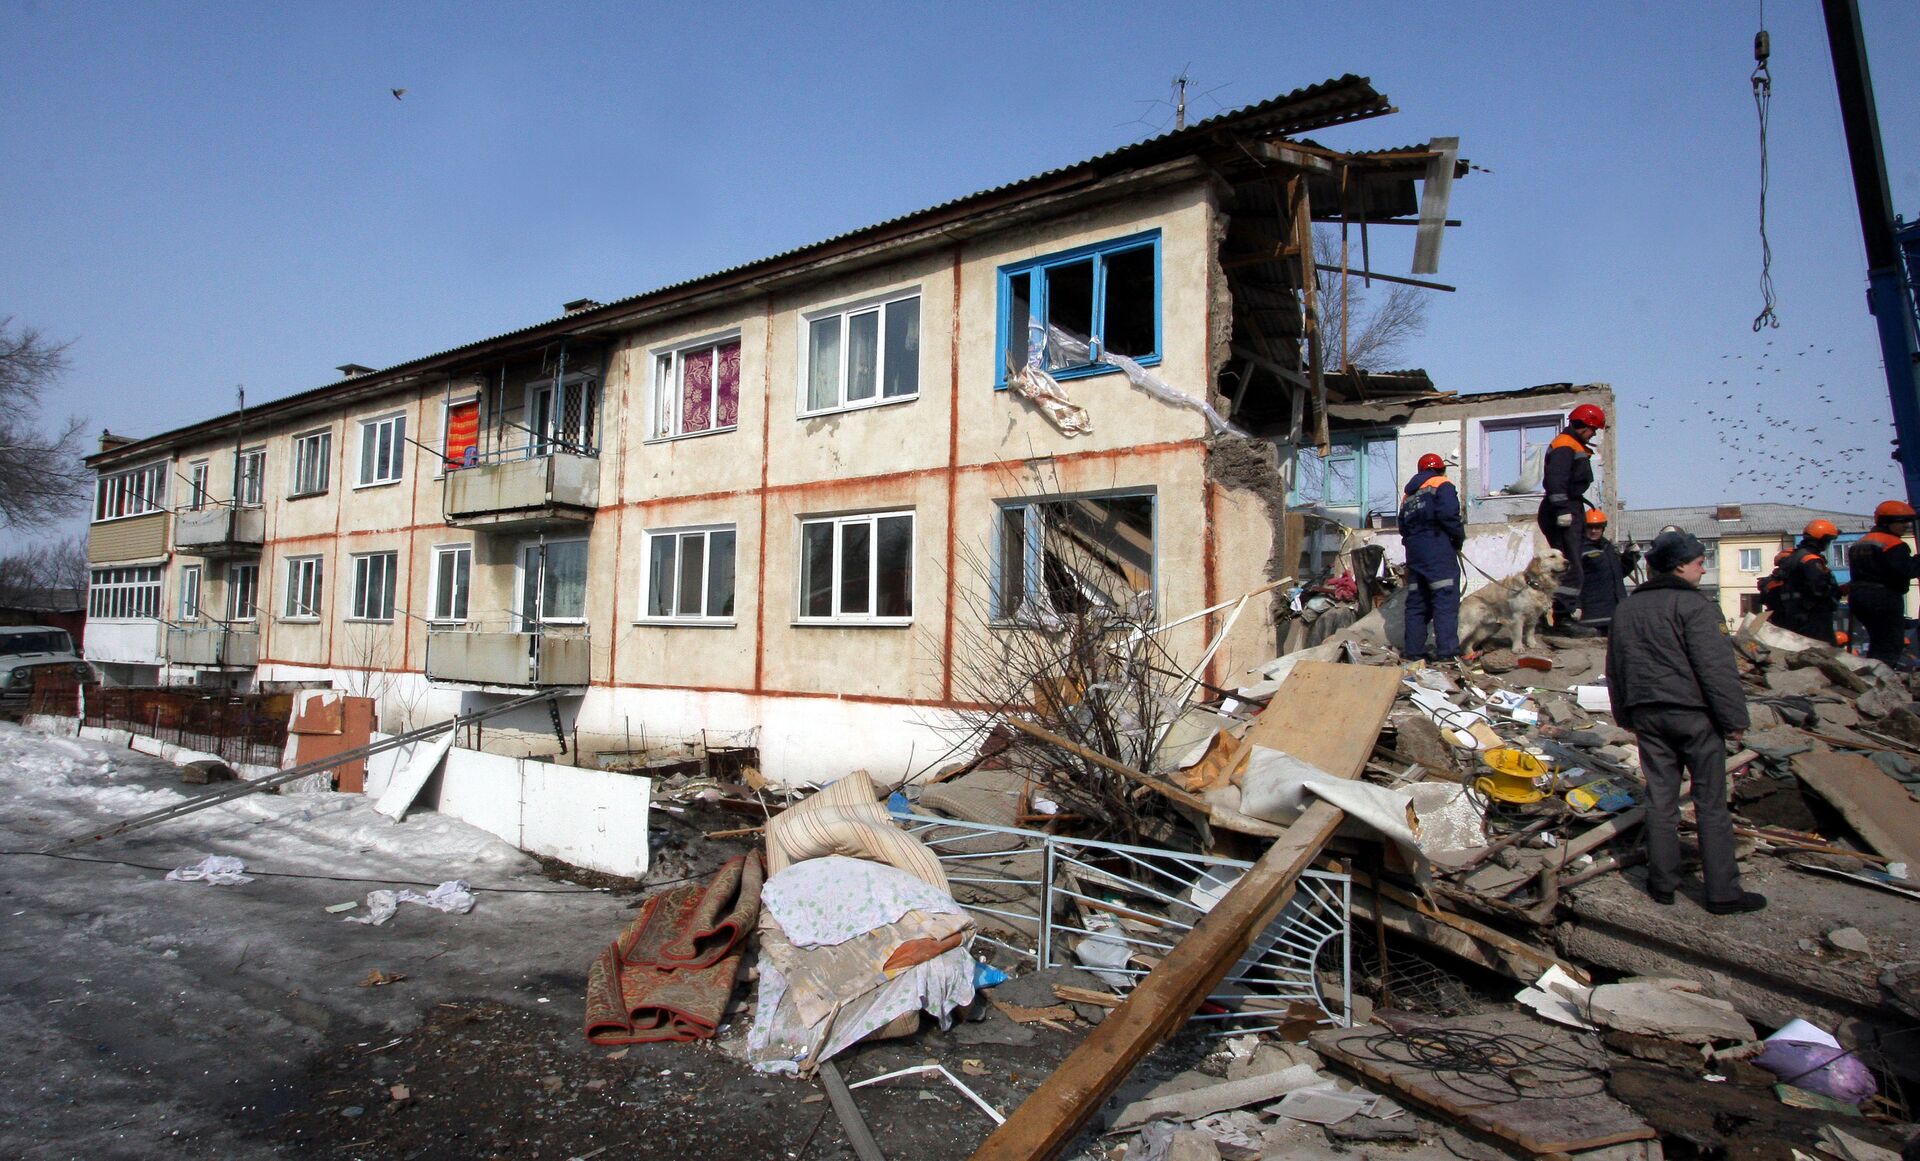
xmin=1752 ymin=4 xmax=1780 ymax=331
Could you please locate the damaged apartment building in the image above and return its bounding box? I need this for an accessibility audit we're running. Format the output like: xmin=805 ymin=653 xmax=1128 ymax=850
xmin=81 ymin=75 xmax=1594 ymax=783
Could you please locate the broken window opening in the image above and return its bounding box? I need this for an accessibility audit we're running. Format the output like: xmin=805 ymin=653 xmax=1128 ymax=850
xmin=994 ymin=493 xmax=1155 ymax=624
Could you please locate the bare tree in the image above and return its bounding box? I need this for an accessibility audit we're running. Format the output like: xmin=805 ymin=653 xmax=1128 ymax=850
xmin=1312 ymin=229 xmax=1429 ymax=371
xmin=0 ymin=317 xmax=89 ymax=532
xmin=0 ymin=534 xmax=88 ymax=608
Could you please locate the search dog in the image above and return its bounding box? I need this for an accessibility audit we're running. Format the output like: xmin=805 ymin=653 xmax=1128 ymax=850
xmin=1456 ymin=548 xmax=1569 ymax=653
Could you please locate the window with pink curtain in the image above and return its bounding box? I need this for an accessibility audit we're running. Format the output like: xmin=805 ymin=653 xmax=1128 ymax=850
xmin=654 ymin=338 xmax=742 ymax=438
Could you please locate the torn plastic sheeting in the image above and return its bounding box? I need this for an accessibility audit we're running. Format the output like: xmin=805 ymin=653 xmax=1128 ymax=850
xmin=1011 ymin=322 xmax=1245 ymax=438
xmin=343 ymin=880 xmax=476 ymax=927
xmin=1231 ymin=746 xmax=1428 ymax=882
xmin=164 ymin=854 xmax=254 ymax=885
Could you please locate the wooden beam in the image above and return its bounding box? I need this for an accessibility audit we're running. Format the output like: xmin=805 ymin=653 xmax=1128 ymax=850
xmin=1005 ymin=718 xmax=1211 ymax=814
xmin=1412 ymin=136 xmax=1459 ymax=275
xmin=1312 ymin=263 xmax=1456 ymax=293
xmin=972 ymin=662 xmax=1403 ymax=1161
xmin=1247 ymin=139 xmax=1338 ymax=175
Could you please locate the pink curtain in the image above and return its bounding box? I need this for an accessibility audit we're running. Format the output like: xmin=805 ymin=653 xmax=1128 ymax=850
xmin=716 ymin=341 xmax=741 ymax=429
xmin=682 ymin=348 xmax=714 ymax=434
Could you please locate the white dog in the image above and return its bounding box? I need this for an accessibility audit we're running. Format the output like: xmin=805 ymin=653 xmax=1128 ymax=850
xmin=1455 ymin=548 xmax=1569 ymax=653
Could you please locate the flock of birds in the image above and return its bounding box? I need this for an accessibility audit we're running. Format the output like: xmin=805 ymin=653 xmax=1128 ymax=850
xmin=1623 ymin=339 xmax=1900 ymax=513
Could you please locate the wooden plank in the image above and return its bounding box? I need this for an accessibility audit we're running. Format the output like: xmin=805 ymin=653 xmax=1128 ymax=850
xmin=819 ymin=1060 xmax=887 ymax=1161
xmin=1411 ymin=136 xmax=1459 ymax=275
xmin=1312 ymin=1012 xmax=1654 ymax=1154
xmin=971 ymin=662 xmax=1402 ymax=1161
xmin=1792 ymin=750 xmax=1920 ymax=866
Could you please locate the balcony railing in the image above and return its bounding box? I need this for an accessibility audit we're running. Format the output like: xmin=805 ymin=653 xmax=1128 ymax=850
xmin=166 ymin=624 xmax=261 ymax=668
xmin=442 ymin=448 xmax=599 ymax=531
xmin=173 ymin=505 xmax=265 ymax=557
xmin=424 ymin=629 xmax=589 ymax=688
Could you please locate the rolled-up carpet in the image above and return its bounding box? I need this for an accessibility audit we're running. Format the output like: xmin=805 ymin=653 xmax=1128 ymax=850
xmin=585 ymin=851 xmax=763 ymax=1045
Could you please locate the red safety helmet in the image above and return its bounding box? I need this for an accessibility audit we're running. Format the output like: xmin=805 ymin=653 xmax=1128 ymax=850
xmin=1805 ymin=519 xmax=1839 ymax=540
xmin=1585 ymin=509 xmax=1609 ymax=525
xmin=1568 ymin=403 xmax=1607 ymax=430
xmin=1835 ymin=630 xmax=1851 ymax=647
xmin=1875 ymin=500 xmax=1917 ymax=522
xmin=1417 ymin=453 xmax=1446 ymax=472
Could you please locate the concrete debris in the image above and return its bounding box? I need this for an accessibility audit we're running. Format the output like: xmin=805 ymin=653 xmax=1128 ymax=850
xmin=1823 ymin=926 xmax=1870 ymax=955
xmin=1586 ymin=978 xmax=1757 ymax=1044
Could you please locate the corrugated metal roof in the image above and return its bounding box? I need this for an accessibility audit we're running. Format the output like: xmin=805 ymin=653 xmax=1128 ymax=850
xmin=93 ymin=75 xmax=1395 ymax=461
xmin=1614 ymin=503 xmax=1869 ymax=542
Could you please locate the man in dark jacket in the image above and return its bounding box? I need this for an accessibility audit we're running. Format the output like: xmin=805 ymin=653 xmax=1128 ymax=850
xmin=1400 ymin=453 xmax=1466 ymax=661
xmin=1777 ymin=519 xmax=1843 ymax=645
xmin=1848 ymin=500 xmax=1918 ymax=665
xmin=1536 ymin=403 xmax=1605 ymax=637
xmin=1606 ymin=530 xmax=1763 ymax=914
xmin=1577 ymin=509 xmax=1638 ymax=634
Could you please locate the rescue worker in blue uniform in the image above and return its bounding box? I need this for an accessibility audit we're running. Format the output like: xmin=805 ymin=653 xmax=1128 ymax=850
xmin=1400 ymin=452 xmax=1466 ymax=661
xmin=1777 ymin=519 xmax=1843 ymax=645
xmin=1537 ymin=403 xmax=1606 ymax=637
xmin=1577 ymin=509 xmax=1639 ymax=635
xmin=1847 ymin=500 xmax=1918 ymax=665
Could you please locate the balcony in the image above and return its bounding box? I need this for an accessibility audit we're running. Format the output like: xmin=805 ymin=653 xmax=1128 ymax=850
xmin=443 ymin=452 xmax=599 ymax=532
xmin=173 ymin=506 xmax=266 ymax=558
xmin=424 ymin=630 xmax=589 ymax=689
xmin=166 ymin=625 xmax=260 ymax=668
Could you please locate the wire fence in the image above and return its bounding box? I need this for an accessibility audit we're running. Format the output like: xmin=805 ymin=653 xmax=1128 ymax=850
xmin=69 ymin=686 xmax=294 ymax=768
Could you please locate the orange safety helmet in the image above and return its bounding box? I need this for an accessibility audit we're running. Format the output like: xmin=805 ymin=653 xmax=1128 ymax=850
xmin=1585 ymin=509 xmax=1609 ymax=525
xmin=1804 ymin=519 xmax=1839 ymax=540
xmin=1835 ymin=630 xmax=1851 ymax=647
xmin=1568 ymin=403 xmax=1607 ymax=430
xmin=1875 ymin=499 xmax=1917 ymax=522
xmin=1417 ymin=453 xmax=1446 ymax=472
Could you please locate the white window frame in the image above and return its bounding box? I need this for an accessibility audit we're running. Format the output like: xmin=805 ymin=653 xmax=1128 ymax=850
xmin=437 ymin=396 xmax=480 ymax=477
xmin=649 ymin=331 xmax=742 ymax=441
xmin=236 ymin=446 xmax=266 ymax=507
xmin=799 ymin=289 xmax=921 ymax=416
xmin=178 ymin=564 xmax=201 ymax=622
xmin=517 ymin=538 xmax=590 ymax=627
xmin=227 ymin=563 xmax=259 ymax=622
xmin=429 ymin=543 xmax=472 ymax=623
xmin=88 ymin=566 xmax=162 ymax=619
xmin=527 ymin=375 xmax=601 ymax=458
xmin=1476 ymin=414 xmax=1564 ymax=498
xmin=639 ymin=525 xmax=737 ymax=624
xmin=283 ymin=556 xmax=324 ymax=621
xmin=93 ymin=462 xmax=168 ymax=522
xmin=348 ymin=551 xmax=399 ymax=622
xmin=291 ymin=428 xmax=332 ymax=497
xmin=188 ymin=461 xmax=211 ymax=511
xmin=357 ymin=412 xmax=408 ymax=487
xmin=1738 ymin=547 xmax=1763 ymax=573
xmin=796 ymin=511 xmax=914 ymax=625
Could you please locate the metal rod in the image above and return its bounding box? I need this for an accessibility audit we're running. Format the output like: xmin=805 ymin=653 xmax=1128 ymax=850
xmin=45 ymin=690 xmax=556 ymax=852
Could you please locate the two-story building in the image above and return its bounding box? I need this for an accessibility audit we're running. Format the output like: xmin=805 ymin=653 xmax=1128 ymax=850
xmin=84 ymin=75 xmax=1471 ymax=783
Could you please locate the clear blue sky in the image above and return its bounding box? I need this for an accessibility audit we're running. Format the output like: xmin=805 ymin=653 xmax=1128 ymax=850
xmin=5 ymin=0 xmax=1918 ymax=536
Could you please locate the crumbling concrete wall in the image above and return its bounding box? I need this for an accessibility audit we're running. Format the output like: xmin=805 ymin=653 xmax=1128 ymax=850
xmin=1205 ymin=434 xmax=1291 ymax=675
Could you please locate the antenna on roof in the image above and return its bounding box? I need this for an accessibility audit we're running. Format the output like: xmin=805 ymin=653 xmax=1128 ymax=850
xmin=1174 ymin=69 xmax=1189 ymax=130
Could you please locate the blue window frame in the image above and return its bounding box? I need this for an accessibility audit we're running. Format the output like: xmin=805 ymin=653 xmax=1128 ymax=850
xmin=1290 ymin=435 xmax=1399 ymax=522
xmin=994 ymin=230 xmax=1162 ymax=389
